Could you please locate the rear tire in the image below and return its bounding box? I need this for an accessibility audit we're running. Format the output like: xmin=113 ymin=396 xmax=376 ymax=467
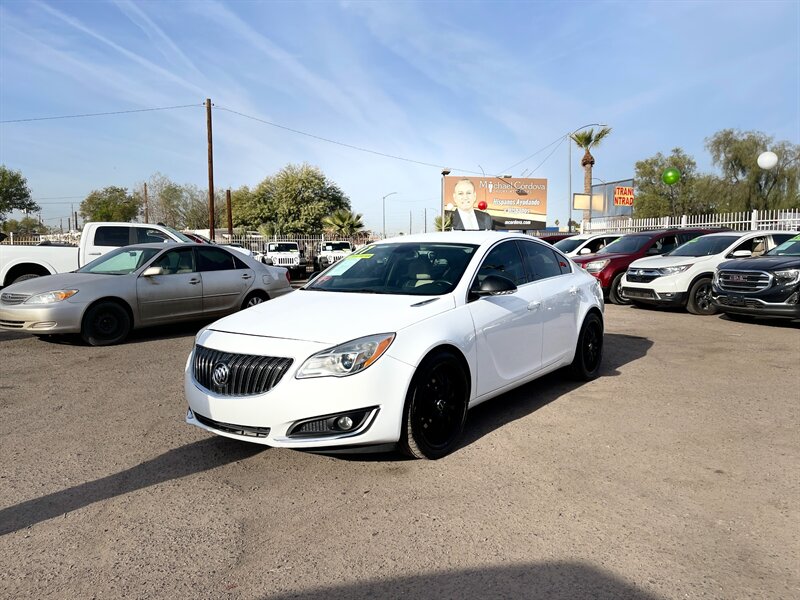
xmin=686 ymin=277 xmax=717 ymax=315
xmin=401 ymin=350 xmax=469 ymax=460
xmin=608 ymin=272 xmax=630 ymax=305
xmin=242 ymin=291 xmax=268 ymax=309
xmin=81 ymin=301 xmax=131 ymax=346
xmin=570 ymin=312 xmax=604 ymax=381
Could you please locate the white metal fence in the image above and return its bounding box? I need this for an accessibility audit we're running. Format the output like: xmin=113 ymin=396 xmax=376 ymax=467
xmin=581 ymin=209 xmax=800 ymax=234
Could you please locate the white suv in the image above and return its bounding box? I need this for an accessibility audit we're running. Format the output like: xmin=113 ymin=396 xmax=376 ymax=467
xmin=553 ymin=233 xmax=622 ymax=257
xmin=314 ymin=241 xmax=354 ymax=271
xmin=258 ymin=241 xmax=307 ymax=279
xmin=621 ymin=230 xmax=795 ymax=314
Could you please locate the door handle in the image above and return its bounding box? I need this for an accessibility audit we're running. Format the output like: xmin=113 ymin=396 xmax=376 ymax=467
xmin=569 ymin=286 xmax=579 ymax=296
xmin=189 ymin=278 xmax=201 ymax=285
xmin=88 ymin=252 xmax=101 ymax=256
xmin=242 ymin=274 xmax=253 ymax=280
xmin=527 ymin=301 xmax=541 ymax=311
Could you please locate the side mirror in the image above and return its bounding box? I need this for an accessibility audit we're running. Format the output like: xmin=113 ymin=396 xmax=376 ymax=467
xmin=475 ymin=274 xmax=517 ymax=296
xmin=142 ymin=266 xmax=164 ymax=277
xmin=647 ymin=247 xmax=660 ymax=255
xmin=730 ymin=250 xmax=751 ymax=258
xmin=579 ymin=247 xmax=592 ymax=255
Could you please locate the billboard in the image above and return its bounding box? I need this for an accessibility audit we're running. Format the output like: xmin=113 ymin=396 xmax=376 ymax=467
xmin=442 ymin=176 xmax=547 ymax=231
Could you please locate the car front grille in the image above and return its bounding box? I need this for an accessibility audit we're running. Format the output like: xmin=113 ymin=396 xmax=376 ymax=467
xmin=273 ymin=257 xmax=297 ymax=266
xmin=716 ymin=296 xmax=763 ymax=309
xmin=193 ymin=345 xmax=293 ymax=396
xmin=0 ymin=319 xmax=25 ymax=329
xmin=622 ymin=287 xmax=656 ymax=300
xmin=1 ymin=293 xmax=29 ymax=305
xmin=717 ymin=270 xmax=771 ymax=292
xmin=626 ymin=269 xmax=660 ymax=283
xmin=193 ymin=411 xmax=270 ymax=438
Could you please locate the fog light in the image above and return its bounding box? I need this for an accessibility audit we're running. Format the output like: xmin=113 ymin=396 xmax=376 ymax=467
xmin=187 ymin=408 xmax=194 ymax=419
xmin=30 ymin=321 xmax=57 ymax=329
xmin=336 ymin=416 xmax=354 ymax=430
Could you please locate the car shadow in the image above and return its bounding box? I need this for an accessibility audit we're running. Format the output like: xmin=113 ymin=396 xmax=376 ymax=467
xmin=0 ymin=437 xmax=264 ymax=537
xmin=258 ymin=561 xmax=664 ymax=600
xmin=718 ymin=313 xmax=800 ymax=328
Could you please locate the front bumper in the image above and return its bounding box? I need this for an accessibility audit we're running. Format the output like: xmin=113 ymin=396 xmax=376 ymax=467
xmin=712 ymin=292 xmax=800 ymax=318
xmin=0 ymin=301 xmax=85 ymax=334
xmin=621 ymin=277 xmax=687 ymax=306
xmin=184 ymin=329 xmax=416 ymax=449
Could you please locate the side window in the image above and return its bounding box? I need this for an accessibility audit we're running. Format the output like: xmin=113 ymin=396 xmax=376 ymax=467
xmin=94 ymin=226 xmax=130 ymax=247
xmin=197 ymin=247 xmax=236 ymax=272
xmin=152 ymin=248 xmax=194 ymax=275
xmin=136 ymin=228 xmax=171 ymax=244
xmin=679 ymin=231 xmax=704 ymax=245
xmin=731 ymin=236 xmax=765 ymax=257
xmin=650 ymin=235 xmax=678 ymax=255
xmin=520 ymin=241 xmax=564 ymax=281
xmin=586 ymin=238 xmax=606 ymax=253
xmin=472 ymin=242 xmax=527 ymax=289
xmin=771 ymin=233 xmax=794 ymax=248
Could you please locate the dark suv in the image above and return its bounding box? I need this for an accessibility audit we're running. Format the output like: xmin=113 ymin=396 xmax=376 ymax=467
xmin=572 ymin=228 xmax=724 ymax=304
xmin=712 ymin=234 xmax=800 ymax=319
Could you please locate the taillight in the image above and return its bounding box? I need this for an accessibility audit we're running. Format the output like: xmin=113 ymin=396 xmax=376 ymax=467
xmin=285 ymin=270 xmax=291 ymax=282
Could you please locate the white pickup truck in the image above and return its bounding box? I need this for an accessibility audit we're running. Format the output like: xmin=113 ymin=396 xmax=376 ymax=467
xmin=0 ymin=222 xmax=193 ymax=288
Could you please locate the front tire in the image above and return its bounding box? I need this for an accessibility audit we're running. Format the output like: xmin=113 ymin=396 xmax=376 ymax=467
xmin=81 ymin=301 xmax=131 ymax=346
xmin=570 ymin=312 xmax=604 ymax=381
xmin=608 ymin=272 xmax=630 ymax=305
xmin=686 ymin=277 xmax=717 ymax=315
xmin=401 ymin=350 xmax=469 ymax=460
xmin=12 ymin=273 xmax=41 ymax=284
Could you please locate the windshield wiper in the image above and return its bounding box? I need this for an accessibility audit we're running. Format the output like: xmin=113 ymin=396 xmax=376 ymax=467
xmin=338 ymin=288 xmax=381 ymax=294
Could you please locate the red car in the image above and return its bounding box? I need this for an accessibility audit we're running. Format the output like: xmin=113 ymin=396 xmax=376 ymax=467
xmin=572 ymin=228 xmax=726 ymax=304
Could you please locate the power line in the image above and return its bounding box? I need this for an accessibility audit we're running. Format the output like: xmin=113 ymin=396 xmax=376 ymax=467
xmin=0 ymin=103 xmax=202 ymax=124
xmin=500 ymin=133 xmax=568 ymax=174
xmin=215 ymin=105 xmax=485 ymax=176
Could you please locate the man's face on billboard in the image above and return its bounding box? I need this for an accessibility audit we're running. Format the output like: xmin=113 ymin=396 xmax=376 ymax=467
xmin=453 ymin=180 xmax=476 ymax=211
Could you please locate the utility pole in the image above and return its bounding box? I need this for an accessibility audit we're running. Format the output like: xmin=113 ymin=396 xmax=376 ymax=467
xmin=206 ymin=98 xmax=216 ymax=241
xmin=424 ymin=208 xmax=427 ymax=233
xmin=409 ymin=211 xmax=412 ymax=235
xmin=74 ymin=210 xmax=79 ymax=230
xmin=226 ymin=189 xmax=233 ymax=237
xmin=60 ymin=219 xmax=63 ymax=233
xmin=68 ymin=217 xmax=71 ymax=231
xmin=144 ymin=182 xmax=149 ymax=223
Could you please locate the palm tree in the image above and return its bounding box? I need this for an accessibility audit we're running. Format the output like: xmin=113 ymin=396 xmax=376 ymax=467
xmin=322 ymin=209 xmax=364 ymax=236
xmin=571 ymin=127 xmax=613 ymax=220
xmin=434 ymin=213 xmax=453 ymax=232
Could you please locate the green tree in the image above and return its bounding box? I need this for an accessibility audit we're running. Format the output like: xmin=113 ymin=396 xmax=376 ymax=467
xmin=705 ymin=129 xmax=800 ymax=211
xmin=80 ymin=187 xmax=141 ymax=222
xmin=632 ymin=148 xmax=714 ymax=218
xmin=235 ymin=163 xmax=350 ymax=234
xmin=571 ymin=127 xmax=613 ymax=197
xmin=434 ymin=213 xmax=453 ymax=231
xmin=0 ymin=165 xmax=40 ymax=222
xmin=322 ymin=209 xmax=364 ymax=236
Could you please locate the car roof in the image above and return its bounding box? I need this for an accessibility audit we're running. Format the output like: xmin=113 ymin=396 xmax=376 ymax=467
xmin=119 ymin=242 xmax=205 ymax=250
xmin=377 ymin=231 xmax=537 ymax=246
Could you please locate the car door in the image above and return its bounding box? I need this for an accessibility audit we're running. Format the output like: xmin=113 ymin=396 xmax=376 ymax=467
xmin=519 ymin=240 xmax=580 ymax=366
xmin=197 ymin=246 xmax=254 ymax=315
xmin=466 ymin=240 xmax=543 ymax=397
xmin=136 ymin=247 xmax=203 ymax=324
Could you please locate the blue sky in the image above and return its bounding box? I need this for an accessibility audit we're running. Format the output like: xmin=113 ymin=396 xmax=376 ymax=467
xmin=1 ymin=0 xmax=798 ymax=235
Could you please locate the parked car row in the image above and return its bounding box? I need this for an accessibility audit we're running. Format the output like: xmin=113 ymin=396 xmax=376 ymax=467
xmin=564 ymin=228 xmax=798 ymax=320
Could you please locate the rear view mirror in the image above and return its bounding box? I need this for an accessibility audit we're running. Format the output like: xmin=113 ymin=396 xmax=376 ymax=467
xmin=142 ymin=266 xmax=164 ymax=277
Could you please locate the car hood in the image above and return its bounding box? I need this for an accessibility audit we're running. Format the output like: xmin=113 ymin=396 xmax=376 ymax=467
xmin=718 ymin=256 xmax=800 ymax=271
xmin=573 ymin=252 xmax=629 ymax=265
xmin=629 ymin=255 xmax=709 ymax=269
xmin=1 ymin=272 xmax=121 ymax=294
xmin=206 ymin=290 xmax=457 ymax=344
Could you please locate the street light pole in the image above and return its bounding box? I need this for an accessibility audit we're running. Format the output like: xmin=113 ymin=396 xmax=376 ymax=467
xmin=382 ymin=191 xmax=397 ymax=239
xmin=440 ymin=169 xmax=451 ymax=231
xmin=567 ymin=122 xmax=607 ymax=232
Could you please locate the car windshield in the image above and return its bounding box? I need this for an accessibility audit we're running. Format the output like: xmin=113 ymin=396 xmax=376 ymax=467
xmin=78 ymin=247 xmax=161 ymax=275
xmin=767 ymin=236 xmax=800 ymax=256
xmin=304 ymin=242 xmax=478 ymax=295
xmin=160 ymin=225 xmax=192 ymax=243
xmin=597 ymin=235 xmax=650 ymax=254
xmin=553 ymin=238 xmax=584 ymax=252
xmin=322 ymin=242 xmax=352 ymax=252
xmin=668 ymin=235 xmax=740 ymax=256
xmin=269 ymin=243 xmax=299 ymax=252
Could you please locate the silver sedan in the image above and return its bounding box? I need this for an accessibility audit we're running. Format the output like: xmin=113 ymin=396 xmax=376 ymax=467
xmin=0 ymin=242 xmax=292 ymax=345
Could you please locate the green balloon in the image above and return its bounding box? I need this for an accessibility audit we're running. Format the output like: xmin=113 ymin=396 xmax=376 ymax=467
xmin=662 ymin=168 xmax=681 ymax=185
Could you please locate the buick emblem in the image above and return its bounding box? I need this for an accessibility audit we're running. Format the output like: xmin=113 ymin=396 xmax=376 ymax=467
xmin=212 ymin=362 xmax=230 ymax=387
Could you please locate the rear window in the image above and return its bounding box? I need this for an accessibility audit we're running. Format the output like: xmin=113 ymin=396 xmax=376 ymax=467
xmin=94 ymin=226 xmax=130 ymax=247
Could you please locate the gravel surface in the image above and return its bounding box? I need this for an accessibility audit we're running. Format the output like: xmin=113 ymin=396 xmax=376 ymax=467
xmin=0 ymin=305 xmax=798 ymax=599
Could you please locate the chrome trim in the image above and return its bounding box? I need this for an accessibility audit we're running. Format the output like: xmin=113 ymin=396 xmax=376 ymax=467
xmin=717 ymin=270 xmax=772 ymax=293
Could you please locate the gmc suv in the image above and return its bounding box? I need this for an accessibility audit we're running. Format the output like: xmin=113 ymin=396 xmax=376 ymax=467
xmin=572 ymin=228 xmax=725 ymax=304
xmin=712 ymin=234 xmax=800 ymax=319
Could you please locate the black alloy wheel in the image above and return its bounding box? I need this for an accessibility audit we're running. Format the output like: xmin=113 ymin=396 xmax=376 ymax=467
xmin=401 ymin=350 xmax=469 ymax=460
xmin=687 ymin=278 xmax=717 ymax=315
xmin=570 ymin=312 xmax=604 ymax=381
xmin=609 ymin=272 xmax=631 ymax=305
xmin=81 ymin=301 xmax=131 ymax=346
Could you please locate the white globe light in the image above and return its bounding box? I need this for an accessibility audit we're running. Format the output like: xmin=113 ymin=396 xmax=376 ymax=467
xmin=757 ymin=151 xmax=779 ymax=170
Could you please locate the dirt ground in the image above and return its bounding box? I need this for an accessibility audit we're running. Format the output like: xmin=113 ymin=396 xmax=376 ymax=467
xmin=0 ymin=305 xmax=798 ymax=599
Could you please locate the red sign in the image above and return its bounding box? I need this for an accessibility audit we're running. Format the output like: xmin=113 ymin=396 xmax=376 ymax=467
xmin=614 ymin=186 xmax=634 ymax=206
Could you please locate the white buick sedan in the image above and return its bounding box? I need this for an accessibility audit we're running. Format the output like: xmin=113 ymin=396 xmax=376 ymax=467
xmin=185 ymin=231 xmax=604 ymax=459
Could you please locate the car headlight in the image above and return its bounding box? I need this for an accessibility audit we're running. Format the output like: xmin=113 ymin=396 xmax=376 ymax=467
xmin=296 ymin=333 xmax=395 ymax=379
xmin=584 ymin=259 xmax=610 ymax=272
xmin=657 ymin=265 xmax=691 ymax=276
xmin=774 ymin=269 xmax=800 ymax=285
xmin=23 ymin=290 xmax=78 ymax=304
